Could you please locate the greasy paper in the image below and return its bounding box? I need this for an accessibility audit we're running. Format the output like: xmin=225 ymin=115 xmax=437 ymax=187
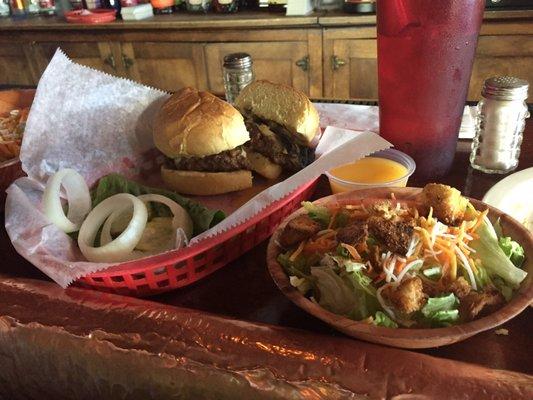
xmin=5 ymin=50 xmax=390 ymax=287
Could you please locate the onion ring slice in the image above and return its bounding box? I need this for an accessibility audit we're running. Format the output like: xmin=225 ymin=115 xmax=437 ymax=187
xmin=100 ymin=194 xmax=193 ymax=249
xmin=78 ymin=193 xmax=148 ymax=263
xmin=137 ymin=194 xmax=193 ymax=239
xmin=43 ymin=168 xmax=92 ymax=233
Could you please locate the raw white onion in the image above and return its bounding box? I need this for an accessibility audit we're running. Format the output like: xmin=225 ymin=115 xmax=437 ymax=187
xmin=78 ymin=193 xmax=148 ymax=263
xmin=137 ymin=194 xmax=193 ymax=239
xmin=99 ymin=193 xmax=192 ymax=255
xmin=43 ymin=168 xmax=92 ymax=233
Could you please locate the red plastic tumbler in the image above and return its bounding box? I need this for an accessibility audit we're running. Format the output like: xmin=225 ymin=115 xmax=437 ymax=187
xmin=377 ymin=0 xmax=485 ymax=179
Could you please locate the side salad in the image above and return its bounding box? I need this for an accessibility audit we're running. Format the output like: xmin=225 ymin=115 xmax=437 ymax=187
xmin=277 ymin=184 xmax=527 ymax=328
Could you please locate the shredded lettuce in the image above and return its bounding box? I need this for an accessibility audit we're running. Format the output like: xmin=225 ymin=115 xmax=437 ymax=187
xmin=469 ymin=217 xmax=527 ymax=288
xmin=498 ymin=236 xmax=525 ymax=268
xmin=373 ymin=311 xmax=398 ymax=328
xmin=92 ymin=174 xmax=225 ymax=235
xmin=302 ymin=201 xmax=331 ymax=228
xmin=289 ymin=276 xmax=312 ymax=295
xmin=474 ymin=265 xmax=492 ymax=289
xmin=311 ymin=265 xmax=379 ymax=320
xmin=492 ymin=276 xmax=514 ymax=302
xmin=277 ymin=251 xmax=312 ymax=278
xmin=422 ymin=266 xmax=441 ymax=280
xmin=421 ymin=293 xmax=460 ymax=326
xmin=311 ymin=266 xmax=359 ymax=316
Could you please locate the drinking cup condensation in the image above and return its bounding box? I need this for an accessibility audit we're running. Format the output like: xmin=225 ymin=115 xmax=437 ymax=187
xmin=222 ymin=53 xmax=254 ymax=105
xmin=470 ymin=76 xmax=530 ymax=174
xmin=377 ymin=0 xmax=485 ymax=179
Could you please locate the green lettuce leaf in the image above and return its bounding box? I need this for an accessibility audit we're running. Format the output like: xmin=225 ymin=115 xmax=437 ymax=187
xmin=469 ymin=217 xmax=527 ymax=287
xmin=91 ymin=174 xmax=225 ymax=236
xmin=421 ymin=293 xmax=459 ymax=326
xmin=422 ymin=266 xmax=441 ymax=280
xmin=422 ymin=293 xmax=458 ymax=317
xmin=302 ymin=201 xmax=331 ymax=228
xmin=498 ymin=236 xmax=525 ymax=268
xmin=311 ymin=266 xmax=358 ymax=316
xmin=373 ymin=311 xmax=398 ymax=328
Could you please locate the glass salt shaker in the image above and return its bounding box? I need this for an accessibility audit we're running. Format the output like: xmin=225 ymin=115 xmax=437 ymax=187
xmin=222 ymin=53 xmax=254 ymax=105
xmin=470 ymin=76 xmax=530 ymax=174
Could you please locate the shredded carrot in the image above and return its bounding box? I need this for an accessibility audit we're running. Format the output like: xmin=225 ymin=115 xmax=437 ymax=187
xmin=340 ymin=243 xmax=362 ymax=262
xmin=468 ymin=209 xmax=489 ymax=233
xmin=390 ymin=192 xmax=396 ymax=200
xmin=289 ymin=241 xmax=306 ymax=262
xmin=394 ymin=260 xmax=406 ymax=275
xmin=304 ymin=235 xmax=337 ymax=254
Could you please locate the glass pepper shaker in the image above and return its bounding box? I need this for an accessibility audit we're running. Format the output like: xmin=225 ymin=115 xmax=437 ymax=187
xmin=470 ymin=76 xmax=530 ymax=174
xmin=222 ymin=53 xmax=254 ymax=105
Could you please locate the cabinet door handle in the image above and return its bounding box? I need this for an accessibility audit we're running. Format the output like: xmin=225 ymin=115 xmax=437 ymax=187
xmin=122 ymin=54 xmax=134 ymax=70
xmin=331 ymin=55 xmax=346 ymax=71
xmin=104 ymin=54 xmax=116 ymax=70
xmin=295 ymin=55 xmax=309 ymax=72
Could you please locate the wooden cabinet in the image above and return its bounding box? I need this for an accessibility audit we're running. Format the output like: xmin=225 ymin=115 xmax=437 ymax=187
xmin=0 ymin=13 xmax=532 ymax=99
xmin=0 ymin=43 xmax=38 ymax=86
xmin=469 ymin=35 xmax=533 ymax=100
xmin=31 ymin=42 xmax=117 ymax=78
xmin=120 ymin=42 xmax=208 ymax=92
xmin=323 ymin=37 xmax=377 ymax=99
xmin=205 ymin=41 xmax=312 ymax=96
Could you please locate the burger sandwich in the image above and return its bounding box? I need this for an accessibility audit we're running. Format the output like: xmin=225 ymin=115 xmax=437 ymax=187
xmin=235 ymin=80 xmax=320 ymax=180
xmin=153 ymin=87 xmax=253 ymax=196
xmin=153 ymin=82 xmax=320 ymax=196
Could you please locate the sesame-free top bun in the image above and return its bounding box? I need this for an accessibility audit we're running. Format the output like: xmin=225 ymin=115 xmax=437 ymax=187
xmin=153 ymin=87 xmax=250 ymax=158
xmin=234 ymin=80 xmax=319 ymax=144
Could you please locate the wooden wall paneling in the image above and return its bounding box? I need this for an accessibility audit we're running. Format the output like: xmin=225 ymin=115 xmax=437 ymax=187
xmin=204 ymin=41 xmax=310 ymax=95
xmin=307 ymin=30 xmax=323 ymax=98
xmin=468 ymin=35 xmax=533 ymax=100
xmin=120 ymin=42 xmax=208 ymax=93
xmin=30 ymin=41 xmax=118 ymax=78
xmin=0 ymin=43 xmax=37 ymax=85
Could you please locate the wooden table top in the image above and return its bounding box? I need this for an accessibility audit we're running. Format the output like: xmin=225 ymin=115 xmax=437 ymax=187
xmin=1 ymin=117 xmax=532 ymax=376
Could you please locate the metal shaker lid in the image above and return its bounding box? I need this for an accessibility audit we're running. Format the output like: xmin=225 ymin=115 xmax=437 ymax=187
xmin=482 ymin=76 xmax=529 ymax=101
xmin=223 ymin=53 xmax=253 ymax=69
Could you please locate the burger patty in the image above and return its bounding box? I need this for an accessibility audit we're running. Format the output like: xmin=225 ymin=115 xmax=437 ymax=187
xmin=243 ymin=116 xmax=314 ymax=172
xmin=173 ymin=146 xmax=251 ymax=172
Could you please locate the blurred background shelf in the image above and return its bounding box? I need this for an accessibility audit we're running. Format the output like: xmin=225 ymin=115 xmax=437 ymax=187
xmin=0 ymin=10 xmax=531 ymax=99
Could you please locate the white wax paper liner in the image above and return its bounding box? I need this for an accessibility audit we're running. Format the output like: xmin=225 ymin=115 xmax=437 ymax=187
xmin=4 ymin=49 xmax=391 ymax=287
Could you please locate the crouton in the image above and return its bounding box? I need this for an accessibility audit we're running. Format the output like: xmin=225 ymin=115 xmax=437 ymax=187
xmin=459 ymin=289 xmax=504 ymax=321
xmin=447 ymin=277 xmax=472 ymax=299
xmin=337 ymin=223 xmax=368 ymax=248
xmin=368 ymin=217 xmax=414 ymax=255
xmin=420 ymin=183 xmax=468 ymax=225
xmin=279 ymin=214 xmax=321 ymax=247
xmin=383 ymin=277 xmax=427 ymax=314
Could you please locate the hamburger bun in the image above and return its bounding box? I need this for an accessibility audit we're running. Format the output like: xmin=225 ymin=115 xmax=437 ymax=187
xmin=161 ymin=166 xmax=253 ymax=196
xmin=234 ymin=80 xmax=319 ymax=144
xmin=154 ymin=87 xmax=250 ymax=158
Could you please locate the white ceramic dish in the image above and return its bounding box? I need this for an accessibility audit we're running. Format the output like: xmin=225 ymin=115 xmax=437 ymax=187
xmin=483 ymin=167 xmax=533 ymax=232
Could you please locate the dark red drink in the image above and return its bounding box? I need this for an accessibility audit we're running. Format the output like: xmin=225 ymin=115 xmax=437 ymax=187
xmin=377 ymin=0 xmax=484 ymax=179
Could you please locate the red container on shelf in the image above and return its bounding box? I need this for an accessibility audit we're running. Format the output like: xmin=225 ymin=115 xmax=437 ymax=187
xmin=376 ymin=0 xmax=484 ymax=179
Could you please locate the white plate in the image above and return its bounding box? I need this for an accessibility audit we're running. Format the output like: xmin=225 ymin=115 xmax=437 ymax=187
xmin=483 ymin=167 xmax=533 ymax=231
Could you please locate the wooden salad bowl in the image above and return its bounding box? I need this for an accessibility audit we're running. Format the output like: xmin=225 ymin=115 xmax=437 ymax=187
xmin=267 ymin=187 xmax=533 ymax=349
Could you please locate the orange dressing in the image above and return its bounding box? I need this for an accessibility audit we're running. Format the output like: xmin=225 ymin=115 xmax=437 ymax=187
xmin=328 ymin=157 xmax=409 ymax=193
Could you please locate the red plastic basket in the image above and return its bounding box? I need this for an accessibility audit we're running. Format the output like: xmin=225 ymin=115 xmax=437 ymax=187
xmin=77 ymin=179 xmax=318 ymax=297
